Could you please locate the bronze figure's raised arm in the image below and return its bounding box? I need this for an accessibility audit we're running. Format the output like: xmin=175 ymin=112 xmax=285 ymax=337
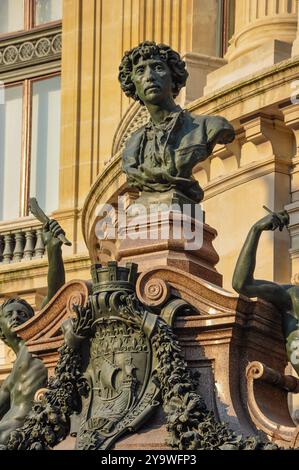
xmin=232 ymin=209 xmax=299 ymax=375
xmin=118 ymin=41 xmax=235 ymax=203
xmin=0 ymin=206 xmax=69 ymax=446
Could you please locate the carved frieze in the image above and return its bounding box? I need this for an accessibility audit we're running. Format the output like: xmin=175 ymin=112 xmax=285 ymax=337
xmin=0 ymin=27 xmax=61 ymax=73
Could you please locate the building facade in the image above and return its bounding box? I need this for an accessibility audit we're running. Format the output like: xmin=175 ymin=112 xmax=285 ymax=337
xmin=0 ymin=0 xmax=299 ymax=411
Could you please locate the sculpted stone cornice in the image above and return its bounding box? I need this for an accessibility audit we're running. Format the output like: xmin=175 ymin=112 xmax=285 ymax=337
xmin=0 ymin=253 xmax=90 ymax=280
xmin=189 ymin=56 xmax=299 ymax=118
xmin=136 ymin=265 xmax=284 ymax=344
xmin=202 ymin=157 xmax=291 ymax=201
xmin=0 ymin=25 xmax=61 ymax=75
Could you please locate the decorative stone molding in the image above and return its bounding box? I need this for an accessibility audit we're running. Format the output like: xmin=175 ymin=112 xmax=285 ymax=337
xmin=133 ymin=266 xmax=289 ymax=437
xmin=0 ymin=26 xmax=61 ymax=73
xmin=136 ymin=276 xmax=171 ymax=308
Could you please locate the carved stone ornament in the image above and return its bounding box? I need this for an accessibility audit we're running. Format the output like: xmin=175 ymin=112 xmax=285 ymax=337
xmin=0 ymin=29 xmax=62 ymax=73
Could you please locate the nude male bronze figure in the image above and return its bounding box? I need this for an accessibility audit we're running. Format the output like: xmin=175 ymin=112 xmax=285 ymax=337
xmin=0 ymin=219 xmax=67 ymax=446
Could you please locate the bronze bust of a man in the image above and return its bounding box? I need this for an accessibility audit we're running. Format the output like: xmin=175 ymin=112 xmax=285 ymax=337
xmin=119 ymin=41 xmax=235 ymax=203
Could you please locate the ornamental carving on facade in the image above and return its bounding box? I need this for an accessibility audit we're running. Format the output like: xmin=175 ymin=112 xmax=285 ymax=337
xmin=0 ymin=31 xmax=62 ymax=71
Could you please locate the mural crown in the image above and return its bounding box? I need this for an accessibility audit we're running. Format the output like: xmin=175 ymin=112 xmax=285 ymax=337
xmin=91 ymin=261 xmax=138 ymax=293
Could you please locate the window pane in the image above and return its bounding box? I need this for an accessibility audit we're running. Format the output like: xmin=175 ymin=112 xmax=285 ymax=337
xmin=0 ymin=86 xmax=23 ymax=221
xmin=0 ymin=0 xmax=24 ymax=35
xmin=30 ymin=76 xmax=61 ymax=215
xmin=35 ymin=0 xmax=62 ymax=25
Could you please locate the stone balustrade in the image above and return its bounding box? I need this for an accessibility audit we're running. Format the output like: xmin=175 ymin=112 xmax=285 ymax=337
xmin=0 ymin=220 xmax=46 ymax=264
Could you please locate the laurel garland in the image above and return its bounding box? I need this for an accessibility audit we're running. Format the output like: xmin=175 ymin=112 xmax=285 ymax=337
xmin=3 ymin=344 xmax=86 ymax=450
xmin=151 ymin=318 xmax=278 ymax=450
xmin=2 ymin=304 xmax=93 ymax=451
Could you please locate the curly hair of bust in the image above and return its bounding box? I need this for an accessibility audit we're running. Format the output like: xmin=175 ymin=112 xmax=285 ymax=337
xmin=118 ymin=41 xmax=188 ymax=104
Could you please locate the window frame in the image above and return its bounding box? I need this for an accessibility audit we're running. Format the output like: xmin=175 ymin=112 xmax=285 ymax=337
xmin=0 ymin=0 xmax=62 ymax=222
xmin=1 ymin=71 xmax=61 ymax=220
xmin=0 ymin=80 xmax=24 ymax=221
xmin=0 ymin=0 xmax=62 ymax=40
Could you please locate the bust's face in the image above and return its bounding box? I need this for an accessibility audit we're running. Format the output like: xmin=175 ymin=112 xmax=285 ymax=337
xmin=131 ymin=55 xmax=173 ymax=106
xmin=0 ymin=303 xmax=30 ymax=345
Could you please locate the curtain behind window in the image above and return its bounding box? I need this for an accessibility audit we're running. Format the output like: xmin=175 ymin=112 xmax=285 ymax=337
xmin=0 ymin=0 xmax=24 ymax=35
xmin=30 ymin=76 xmax=61 ymax=215
xmin=35 ymin=0 xmax=62 ymax=25
xmin=0 ymin=86 xmax=23 ymax=221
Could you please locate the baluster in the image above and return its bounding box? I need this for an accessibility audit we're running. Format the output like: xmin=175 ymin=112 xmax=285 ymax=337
xmin=3 ymin=234 xmax=15 ymax=263
xmin=13 ymin=231 xmax=25 ymax=262
xmin=35 ymin=228 xmax=45 ymax=258
xmin=24 ymin=230 xmax=36 ymax=260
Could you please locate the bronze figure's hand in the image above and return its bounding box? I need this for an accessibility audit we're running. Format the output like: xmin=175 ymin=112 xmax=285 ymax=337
xmin=43 ymin=219 xmax=65 ymax=248
xmin=253 ymin=211 xmax=289 ymax=232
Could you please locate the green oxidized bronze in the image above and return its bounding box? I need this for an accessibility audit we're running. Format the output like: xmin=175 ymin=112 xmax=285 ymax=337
xmin=0 ymin=217 xmax=67 ymax=447
xmin=4 ymin=262 xmax=277 ymax=450
xmin=232 ymin=209 xmax=299 ymax=375
xmin=75 ymin=262 xmax=161 ymax=450
xmin=119 ymin=41 xmax=235 ymax=203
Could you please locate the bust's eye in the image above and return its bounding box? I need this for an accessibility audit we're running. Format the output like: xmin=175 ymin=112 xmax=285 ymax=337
xmin=135 ymin=67 xmax=144 ymax=75
xmin=155 ymin=64 xmax=164 ymax=72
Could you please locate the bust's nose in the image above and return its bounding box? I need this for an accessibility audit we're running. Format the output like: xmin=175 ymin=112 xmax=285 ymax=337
xmin=143 ymin=65 xmax=155 ymax=82
xmin=11 ymin=311 xmax=19 ymax=321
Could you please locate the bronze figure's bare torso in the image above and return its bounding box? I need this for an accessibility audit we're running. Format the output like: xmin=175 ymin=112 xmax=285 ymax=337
xmin=0 ymin=219 xmax=67 ymax=446
xmin=233 ymin=211 xmax=299 ymax=375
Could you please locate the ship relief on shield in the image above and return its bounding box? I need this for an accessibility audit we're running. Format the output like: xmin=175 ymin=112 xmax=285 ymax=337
xmin=77 ymin=313 xmax=158 ymax=449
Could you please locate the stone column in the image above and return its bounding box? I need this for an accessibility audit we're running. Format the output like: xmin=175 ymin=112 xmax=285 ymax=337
xmin=292 ymin=0 xmax=299 ymax=56
xmin=227 ymin=0 xmax=298 ymax=62
xmin=205 ymin=0 xmax=298 ymax=94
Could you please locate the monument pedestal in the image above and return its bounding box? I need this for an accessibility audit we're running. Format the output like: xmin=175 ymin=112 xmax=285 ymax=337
xmin=116 ymin=208 xmax=223 ymax=287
